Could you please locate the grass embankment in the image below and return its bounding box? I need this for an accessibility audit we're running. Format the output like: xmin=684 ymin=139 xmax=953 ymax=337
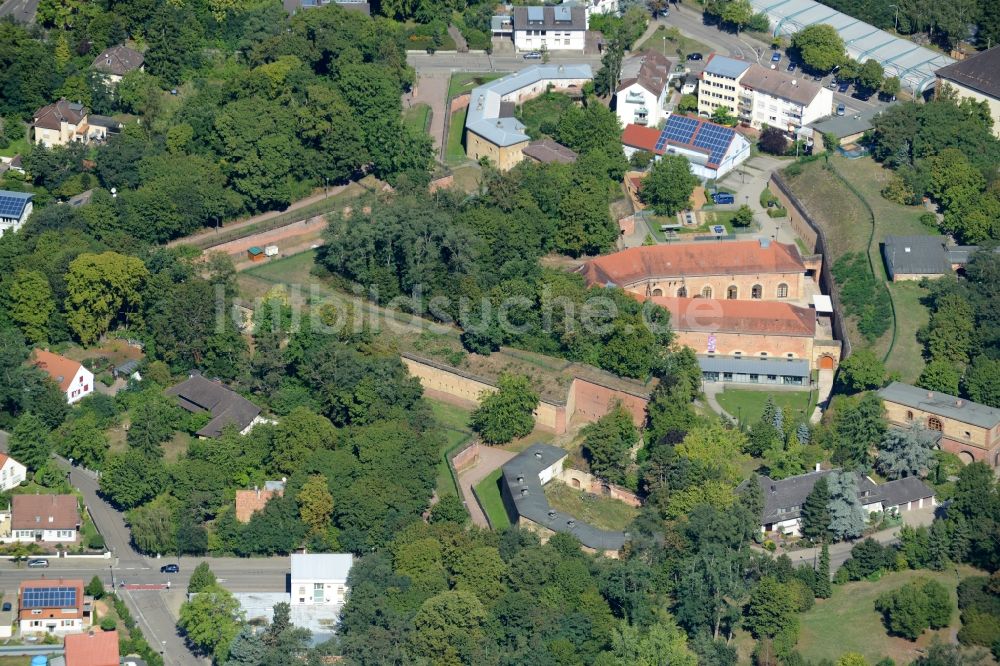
xmin=428 ymin=399 xmax=474 ymax=497
xmin=474 ymin=469 xmax=511 ymax=529
xmin=797 ymin=567 xmax=978 ymax=664
xmin=517 ymin=92 xmax=575 ymax=140
xmin=716 ymin=388 xmax=816 ymax=425
xmin=446 ymin=106 xmax=468 ymax=165
xmin=403 ymin=103 xmax=432 ymax=134
xmin=447 ymin=72 xmax=503 ymax=98
xmin=543 ymin=481 xmax=639 ymax=532
xmin=0 ymin=134 xmax=29 ymax=158
xmin=637 ymin=25 xmax=710 ymax=60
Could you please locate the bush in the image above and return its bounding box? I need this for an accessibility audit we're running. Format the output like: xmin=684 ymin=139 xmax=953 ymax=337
xmin=760 ymin=187 xmax=778 ymax=208
xmin=759 ymin=127 xmax=789 ymax=155
xmin=785 ymin=163 xmax=803 ymax=177
xmin=875 ymin=578 xmax=952 ymax=640
xmin=767 ymin=207 xmax=788 ymax=218
xmin=919 ymin=212 xmax=938 ymax=230
xmin=87 ymin=533 xmax=105 ymax=550
xmin=100 ymin=615 xmax=117 ymax=631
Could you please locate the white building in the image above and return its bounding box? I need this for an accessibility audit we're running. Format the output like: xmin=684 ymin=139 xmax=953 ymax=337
xmin=512 ymin=5 xmax=587 ymax=52
xmin=290 ymin=553 xmax=354 ymax=607
xmin=615 ymin=51 xmax=673 ymax=128
xmin=19 ymin=580 xmax=90 ymax=637
xmin=0 ymin=191 xmax=32 ymax=238
xmin=562 ymin=0 xmax=618 ymax=21
xmin=9 ymin=494 xmax=80 ymax=543
xmin=698 ymin=54 xmax=832 ymax=131
xmin=621 ymin=114 xmax=751 ymax=180
xmin=0 ymin=454 xmax=27 ymax=492
xmin=31 ymin=349 xmax=94 ymax=404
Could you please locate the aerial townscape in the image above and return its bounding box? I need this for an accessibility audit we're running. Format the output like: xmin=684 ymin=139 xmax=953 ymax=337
xmin=0 ymin=0 xmax=999 ymax=663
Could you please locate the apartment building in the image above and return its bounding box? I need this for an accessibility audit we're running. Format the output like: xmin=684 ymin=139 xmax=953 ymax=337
xmin=697 ymin=54 xmax=750 ymax=118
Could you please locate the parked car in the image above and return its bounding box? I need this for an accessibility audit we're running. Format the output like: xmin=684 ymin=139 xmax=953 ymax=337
xmin=837 ymin=81 xmax=850 ymax=93
xmin=770 ymin=52 xmax=782 ymax=63
xmin=687 ymin=52 xmax=703 ymax=61
xmin=812 ymin=74 xmax=823 ymax=82
xmin=27 ymin=559 xmax=49 ymax=568
xmin=853 ymin=89 xmax=873 ymax=101
xmin=522 ymin=51 xmax=542 ymax=60
xmin=160 ymin=564 xmax=180 ymax=573
xmin=878 ymin=91 xmax=897 ymax=102
xmin=836 ymin=103 xmax=846 ymax=116
xmin=712 ymin=192 xmax=735 ymax=205
xmin=2 ymin=602 xmax=11 ymax=612
xmin=786 ymin=62 xmax=797 ymax=72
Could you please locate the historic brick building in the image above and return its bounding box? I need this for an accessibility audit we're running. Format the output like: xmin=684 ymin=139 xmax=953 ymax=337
xmin=879 ymin=382 xmax=1000 ymax=468
xmin=579 ymin=239 xmax=818 ymax=305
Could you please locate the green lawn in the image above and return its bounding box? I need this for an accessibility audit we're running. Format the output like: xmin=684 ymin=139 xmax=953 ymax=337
xmin=637 ymin=25 xmax=711 ymax=60
xmin=474 ymin=468 xmax=511 ymax=529
xmin=446 ymin=106 xmax=468 ymax=165
xmin=516 ymin=92 xmax=576 ymax=140
xmin=0 ymin=133 xmax=29 ymax=158
xmin=797 ymin=567 xmax=975 ymax=665
xmin=403 ymin=103 xmax=432 ymax=135
xmin=244 ymin=248 xmax=318 ymax=284
xmin=429 ymin=399 xmax=474 ymax=498
xmin=543 ymin=480 xmax=639 ymax=532
xmin=885 ymin=281 xmax=930 ymax=384
xmin=447 ymin=72 xmax=504 ymax=98
xmin=716 ymin=388 xmax=816 ymax=426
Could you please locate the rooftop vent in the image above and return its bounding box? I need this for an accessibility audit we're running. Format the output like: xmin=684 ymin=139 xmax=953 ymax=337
xmin=927 ymin=391 xmax=934 ymax=398
xmin=567 ymin=519 xmax=576 ymax=528
xmin=956 ymin=399 xmax=964 ymax=407
xmin=520 ymin=488 xmax=529 ymax=496
xmin=548 ymin=509 xmax=556 ymax=518
xmin=759 ymin=238 xmax=771 ymax=248
xmin=516 ymin=475 xmax=524 ymax=484
xmin=534 ymin=451 xmax=542 ymax=459
xmin=791 ymin=79 xmax=797 ymax=85
xmin=904 ymin=247 xmax=911 ymax=253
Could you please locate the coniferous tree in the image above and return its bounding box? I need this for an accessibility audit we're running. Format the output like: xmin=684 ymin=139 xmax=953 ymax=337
xmin=816 ymin=543 xmax=832 ymax=598
xmin=800 ymin=477 xmax=831 ymax=543
xmin=827 ymin=471 xmax=866 ymax=541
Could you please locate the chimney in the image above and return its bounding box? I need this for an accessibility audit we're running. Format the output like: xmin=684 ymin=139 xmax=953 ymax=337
xmin=956 ymin=399 xmax=963 ymax=407
xmin=927 ymin=391 xmax=934 ymax=398
xmin=815 ymin=463 xmax=821 ymax=472
xmin=520 ymin=488 xmax=529 ymax=496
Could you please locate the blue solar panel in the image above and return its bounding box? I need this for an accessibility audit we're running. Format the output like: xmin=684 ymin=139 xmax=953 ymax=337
xmin=22 ymin=586 xmax=78 ymax=609
xmin=0 ymin=191 xmax=31 ymax=219
xmin=656 ymin=115 xmax=700 ymax=152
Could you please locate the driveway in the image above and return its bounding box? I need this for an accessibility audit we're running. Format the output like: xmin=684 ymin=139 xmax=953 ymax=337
xmin=457 ymin=444 xmax=516 ymax=528
xmin=409 ymin=71 xmax=450 ymax=160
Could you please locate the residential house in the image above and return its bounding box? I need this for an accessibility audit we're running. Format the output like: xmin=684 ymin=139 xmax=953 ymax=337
xmin=234 ymin=480 xmax=286 ymax=523
xmin=31 ymin=349 xmax=94 ymax=404
xmin=290 ymin=553 xmax=354 ymax=607
xmin=64 ymin=630 xmax=119 ymax=666
xmin=500 ymin=443 xmax=627 ymax=557
xmin=879 ymin=382 xmax=1000 ymax=467
xmin=32 ymin=99 xmax=122 ymax=148
xmin=882 ymin=235 xmax=979 ymax=281
xmin=10 ymin=494 xmax=80 ymax=543
xmin=0 ymin=453 xmax=27 ymax=492
xmin=751 ymin=468 xmax=935 ymax=536
xmin=615 ymin=51 xmax=673 ymax=128
xmin=18 ymin=579 xmax=90 ymax=636
xmin=282 ymin=0 xmax=370 ymax=14
xmin=697 ymin=54 xmax=832 ymax=130
xmin=165 ymin=372 xmax=262 ymax=438
xmin=522 ymin=139 xmax=579 ymax=164
xmin=464 ymin=64 xmax=592 ymax=170
xmin=0 ymin=190 xmax=33 ymax=237
xmin=512 ymin=6 xmax=587 ymax=52
xmin=935 ymin=46 xmax=1000 ymax=138
xmin=562 ymin=0 xmax=617 ymax=20
xmin=91 ymin=45 xmax=144 ymax=84
xmin=620 ymin=114 xmax=751 ymax=179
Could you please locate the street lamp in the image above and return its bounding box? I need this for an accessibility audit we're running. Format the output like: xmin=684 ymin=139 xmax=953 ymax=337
xmin=888 ymin=4 xmax=899 ymax=32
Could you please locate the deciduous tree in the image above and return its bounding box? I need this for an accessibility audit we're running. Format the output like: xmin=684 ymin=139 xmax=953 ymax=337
xmin=471 ymin=374 xmax=539 ymax=445
xmin=792 ymin=24 xmax=846 ymax=72
xmin=581 ymin=404 xmax=638 ymax=485
xmin=297 ymin=474 xmax=334 ymax=536
xmin=9 ymin=413 xmax=52 ymax=472
xmin=5 ymin=270 xmax=55 ymax=344
xmin=836 ymin=349 xmax=887 ymax=392
xmin=65 ymin=251 xmax=148 ymax=345
xmin=178 ymin=583 xmax=242 ymax=662
xmin=640 ymin=154 xmax=699 ymax=215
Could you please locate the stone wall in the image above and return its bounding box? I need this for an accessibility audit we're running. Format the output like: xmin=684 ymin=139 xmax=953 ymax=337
xmin=768 ymin=178 xmax=818 ymax=254
xmin=451 ymin=441 xmax=480 ymax=472
xmin=556 ymin=467 xmax=642 ymax=507
xmin=631 ymin=271 xmax=805 ymax=302
xmin=570 ymin=378 xmax=647 ymax=427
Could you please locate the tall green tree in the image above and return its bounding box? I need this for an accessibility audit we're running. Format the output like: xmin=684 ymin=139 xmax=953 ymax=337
xmin=581 ymin=404 xmax=638 ymax=485
xmin=962 ymin=356 xmax=1000 ymax=408
xmin=833 ymin=393 xmax=886 ymax=469
xmin=800 ymin=476 xmax=831 ymax=543
xmin=876 ymin=424 xmax=936 ymax=480
xmin=65 ymin=251 xmax=148 ymax=345
xmin=188 ymin=562 xmax=217 ymax=593
xmin=836 ymin=349 xmax=887 ymax=392
xmin=9 ymin=413 xmax=52 ymax=472
xmin=4 ymin=270 xmax=55 ymax=344
xmin=816 ymin=543 xmax=832 ymax=598
xmin=640 ymin=154 xmax=699 ymax=215
xmin=827 ymin=471 xmax=866 ymax=541
xmin=297 ymin=474 xmax=334 ymax=537
xmin=791 ymin=24 xmax=846 ymax=71
xmin=471 ymin=374 xmax=539 ymax=445
xmin=745 ymin=577 xmax=797 ymax=639
xmin=178 ymin=584 xmax=243 ymax=663
xmin=918 ymin=358 xmax=962 ymax=395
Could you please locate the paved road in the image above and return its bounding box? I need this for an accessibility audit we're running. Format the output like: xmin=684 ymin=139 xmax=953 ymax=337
xmin=407 ymin=51 xmax=603 ymax=74
xmin=0 ymin=0 xmax=38 ymax=21
xmin=456 ymin=444 xmax=516 ymax=528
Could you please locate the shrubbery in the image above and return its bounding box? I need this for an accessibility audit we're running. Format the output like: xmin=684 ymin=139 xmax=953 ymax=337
xmin=832 ymin=252 xmax=892 ymax=341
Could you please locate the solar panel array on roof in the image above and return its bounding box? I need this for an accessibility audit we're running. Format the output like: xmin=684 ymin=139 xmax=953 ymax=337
xmin=656 ymin=115 xmax=698 ymax=151
xmin=692 ymin=122 xmax=736 ymax=166
xmin=527 ymin=6 xmax=544 ymax=22
xmin=22 ymin=586 xmax=78 ymax=609
xmin=0 ymin=192 xmax=31 ymax=219
xmin=554 ymin=5 xmax=571 ymax=21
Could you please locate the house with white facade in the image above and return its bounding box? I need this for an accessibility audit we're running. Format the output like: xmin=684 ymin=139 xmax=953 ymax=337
xmin=91 ymin=45 xmax=144 ymax=84
xmin=19 ymin=579 xmax=90 ymax=637
xmin=739 ymin=64 xmax=832 ymax=131
xmin=0 ymin=190 xmax=32 ymax=238
xmin=31 ymin=350 xmax=94 ymax=404
xmin=512 ymin=5 xmax=587 ymax=52
xmin=0 ymin=454 xmax=27 ymax=492
xmin=749 ymin=468 xmax=935 ymax=536
xmin=615 ymin=51 xmax=673 ymax=128
xmin=9 ymin=494 xmax=81 ymax=543
xmin=621 ymin=114 xmax=751 ymax=180
xmin=562 ymin=0 xmax=617 ymax=21
xmin=290 ymin=553 xmax=353 ymax=607
xmin=32 ymin=99 xmax=122 ymax=148
xmin=697 ymin=54 xmax=751 ymax=119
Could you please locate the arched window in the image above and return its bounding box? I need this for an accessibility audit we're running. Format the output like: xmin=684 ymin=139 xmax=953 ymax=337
xmin=701 ymin=286 xmax=713 ymax=298
xmin=786 ymin=353 xmax=794 ymax=359
xmin=652 ymin=288 xmax=663 ymax=297
xmin=928 ymin=417 xmax=943 ymax=431
xmin=906 ymin=410 xmax=914 ymax=421
xmin=760 ymin=352 xmax=768 ymax=357
xmin=677 ymin=286 xmax=687 ymax=298
xmin=777 ymin=283 xmax=789 ymax=298
xmin=727 ymin=286 xmax=738 ymax=299
xmin=751 ymin=284 xmax=763 ymax=299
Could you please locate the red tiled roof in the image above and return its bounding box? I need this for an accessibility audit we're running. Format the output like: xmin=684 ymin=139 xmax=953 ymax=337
xmin=31 ymin=349 xmax=84 ymax=392
xmin=579 ymin=240 xmax=806 ymax=287
xmin=12 ymin=494 xmax=80 ymax=531
xmin=32 ymin=99 xmax=87 ymax=131
xmin=18 ymin=579 xmax=85 ymax=621
xmin=65 ymin=630 xmax=120 ymax=666
xmin=635 ymin=294 xmax=816 ymax=336
xmin=235 ymin=488 xmax=278 ymax=523
xmin=621 ymin=124 xmax=663 ymax=154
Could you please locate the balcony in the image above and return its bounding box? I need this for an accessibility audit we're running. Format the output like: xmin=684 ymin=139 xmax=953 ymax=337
xmin=626 ymin=92 xmax=646 ymax=104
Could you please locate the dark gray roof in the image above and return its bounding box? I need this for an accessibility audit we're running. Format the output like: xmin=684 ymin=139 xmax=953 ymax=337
xmin=501 ymin=443 xmax=628 ymax=552
xmin=936 ymin=46 xmax=1000 ymax=99
xmin=112 ymin=359 xmax=139 ymax=376
xmin=697 ymin=355 xmax=810 ymax=378
xmin=165 ymin=373 xmax=261 ymax=438
xmin=879 ymin=476 xmax=935 ymax=508
xmin=878 ymin=382 xmax=1000 ymax=429
xmin=753 ymin=469 xmax=879 ymax=524
xmin=808 ymin=108 xmax=876 ymax=138
xmin=522 ymin=139 xmax=578 ymax=164
xmin=88 ymin=115 xmax=122 ymax=130
xmin=92 ymin=45 xmax=144 ymax=77
xmin=512 ymin=5 xmax=586 ymax=32
xmin=946 ymin=245 xmax=979 ymax=265
xmin=882 ymin=235 xmax=950 ymax=277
